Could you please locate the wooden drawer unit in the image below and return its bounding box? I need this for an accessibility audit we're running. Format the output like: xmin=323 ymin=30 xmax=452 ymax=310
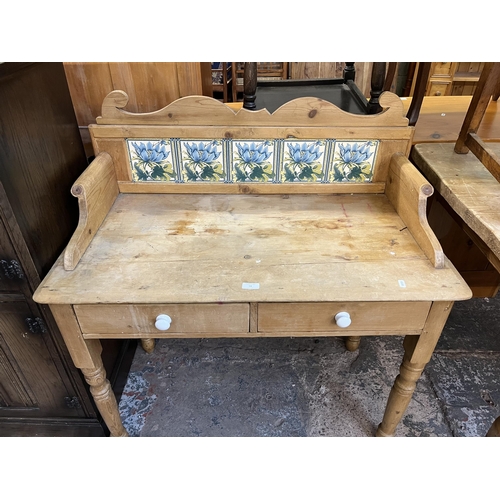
xmin=427 ymin=62 xmax=458 ymax=96
xmin=75 ymin=303 xmax=250 ymax=338
xmin=257 ymin=302 xmax=432 ymax=334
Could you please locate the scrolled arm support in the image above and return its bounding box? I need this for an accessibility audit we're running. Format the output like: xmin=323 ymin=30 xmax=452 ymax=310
xmin=385 ymin=153 xmax=444 ymax=268
xmin=64 ymin=152 xmax=119 ymax=270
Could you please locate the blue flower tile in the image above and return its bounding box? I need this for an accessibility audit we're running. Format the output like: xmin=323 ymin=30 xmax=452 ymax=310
xmin=180 ymin=140 xmax=225 ymax=182
xmin=232 ymin=140 xmax=275 ymax=182
xmin=127 ymin=139 xmax=177 ymax=182
xmin=329 ymin=140 xmax=378 ymax=183
xmin=282 ymin=140 xmax=327 ymax=182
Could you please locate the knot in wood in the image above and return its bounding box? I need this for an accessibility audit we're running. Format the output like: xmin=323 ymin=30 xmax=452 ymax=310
xmin=308 ymin=109 xmax=318 ymax=118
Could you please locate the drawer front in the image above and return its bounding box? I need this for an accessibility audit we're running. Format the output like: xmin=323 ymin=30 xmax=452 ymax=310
xmin=75 ymin=303 xmax=249 ymax=335
xmin=258 ymin=302 xmax=431 ymax=333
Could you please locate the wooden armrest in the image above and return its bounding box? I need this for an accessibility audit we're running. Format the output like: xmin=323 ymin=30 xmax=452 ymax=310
xmin=385 ymin=153 xmax=444 ymax=269
xmin=64 ymin=152 xmax=118 ymax=271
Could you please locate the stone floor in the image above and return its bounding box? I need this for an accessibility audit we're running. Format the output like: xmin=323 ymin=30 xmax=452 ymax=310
xmin=118 ymin=295 xmax=500 ymax=437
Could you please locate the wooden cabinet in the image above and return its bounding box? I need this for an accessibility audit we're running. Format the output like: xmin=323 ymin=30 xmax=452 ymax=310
xmin=0 ymin=62 xmax=134 ymax=436
xmin=417 ymin=62 xmax=485 ymax=97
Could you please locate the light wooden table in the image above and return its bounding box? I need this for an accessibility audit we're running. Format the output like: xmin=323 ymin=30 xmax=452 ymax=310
xmin=412 ymin=143 xmax=500 ymax=294
xmin=34 ymin=91 xmax=471 ymax=437
xmin=401 ymin=96 xmax=500 ymax=144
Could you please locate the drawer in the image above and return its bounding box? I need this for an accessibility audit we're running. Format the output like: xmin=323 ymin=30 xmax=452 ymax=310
xmin=428 ymin=82 xmax=451 ymax=96
xmin=257 ymin=302 xmax=431 ymax=333
xmin=75 ymin=303 xmax=249 ymax=336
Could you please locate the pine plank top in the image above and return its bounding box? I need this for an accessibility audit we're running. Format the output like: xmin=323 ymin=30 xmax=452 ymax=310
xmin=34 ymin=193 xmax=470 ymax=304
xmin=412 ymin=143 xmax=500 ymax=262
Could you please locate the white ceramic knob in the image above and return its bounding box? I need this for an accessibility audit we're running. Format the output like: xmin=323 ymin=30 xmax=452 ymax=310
xmin=335 ymin=312 xmax=351 ymax=328
xmin=155 ymin=314 xmax=172 ymax=331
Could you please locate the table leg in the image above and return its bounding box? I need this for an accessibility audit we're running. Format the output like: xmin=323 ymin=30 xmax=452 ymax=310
xmin=345 ymin=336 xmax=361 ymax=351
xmin=49 ymin=304 xmax=128 ymax=437
xmin=141 ymin=338 xmax=155 ymax=353
xmin=81 ymin=360 xmax=128 ymax=437
xmin=376 ymin=301 xmax=453 ymax=437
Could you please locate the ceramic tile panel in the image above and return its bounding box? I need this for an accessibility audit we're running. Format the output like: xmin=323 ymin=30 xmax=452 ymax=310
xmin=126 ymin=138 xmax=379 ymax=184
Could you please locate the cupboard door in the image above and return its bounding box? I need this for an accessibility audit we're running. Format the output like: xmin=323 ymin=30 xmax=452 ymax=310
xmin=0 ymin=301 xmax=82 ymax=418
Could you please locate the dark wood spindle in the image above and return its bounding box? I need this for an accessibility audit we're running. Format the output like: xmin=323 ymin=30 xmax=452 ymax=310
xmin=367 ymin=62 xmax=386 ymax=115
xmin=406 ymin=62 xmax=432 ymax=126
xmin=243 ymin=62 xmax=257 ymax=110
xmin=343 ymin=62 xmax=355 ymax=82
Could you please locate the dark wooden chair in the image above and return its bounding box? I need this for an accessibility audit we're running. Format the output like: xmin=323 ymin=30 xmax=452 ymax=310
xmin=242 ymin=62 xmax=431 ymax=126
xmin=454 ymin=62 xmax=500 ymax=183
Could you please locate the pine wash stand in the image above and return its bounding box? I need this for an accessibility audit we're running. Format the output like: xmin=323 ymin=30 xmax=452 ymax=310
xmin=34 ymin=90 xmax=471 ymax=437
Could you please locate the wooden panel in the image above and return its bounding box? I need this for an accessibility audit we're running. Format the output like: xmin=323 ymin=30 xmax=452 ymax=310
xmin=96 ymin=91 xmax=409 ymax=128
xmin=64 ymin=62 xmax=212 ymax=124
xmin=0 ymin=63 xmax=89 ymax=279
xmin=289 ymin=63 xmax=373 ymax=97
xmin=176 ymin=62 xmax=212 ymax=97
xmin=258 ymin=301 xmax=431 ymax=332
xmin=108 ymin=62 xmax=181 ymax=112
xmin=117 ymin=182 xmax=386 ymax=195
xmin=0 ymin=302 xmax=77 ymax=418
xmin=75 ymin=303 xmax=250 ymax=336
xmin=290 ymin=62 xmax=344 ymax=80
xmin=34 ymin=193 xmax=471 ymax=305
xmin=63 ymin=63 xmax=114 ymax=127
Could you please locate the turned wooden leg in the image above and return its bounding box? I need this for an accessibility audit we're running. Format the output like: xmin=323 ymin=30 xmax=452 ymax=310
xmin=345 ymin=336 xmax=361 ymax=352
xmin=376 ymin=346 xmax=427 ymax=437
xmin=486 ymin=416 xmax=500 ymax=437
xmin=141 ymin=338 xmax=155 ymax=353
xmin=82 ymin=361 xmax=128 ymax=437
xmin=49 ymin=304 xmax=128 ymax=437
xmin=376 ymin=301 xmax=453 ymax=437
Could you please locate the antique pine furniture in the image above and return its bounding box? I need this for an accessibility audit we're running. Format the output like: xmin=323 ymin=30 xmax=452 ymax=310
xmin=0 ymin=62 xmax=134 ymax=436
xmin=33 ymin=88 xmax=471 ymax=437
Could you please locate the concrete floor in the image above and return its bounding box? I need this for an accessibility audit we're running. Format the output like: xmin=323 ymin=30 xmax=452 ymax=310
xmin=118 ymin=294 xmax=500 ymax=437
